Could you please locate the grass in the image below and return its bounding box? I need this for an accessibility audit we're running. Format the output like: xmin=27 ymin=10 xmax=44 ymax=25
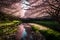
xmin=0 ymin=20 xmax=21 ymax=26
xmin=31 ymin=20 xmax=60 ymax=40
xmin=33 ymin=20 xmax=60 ymax=31
xmin=40 ymin=29 xmax=60 ymax=40
xmin=0 ymin=20 xmax=21 ymax=40
xmin=0 ymin=13 xmax=22 ymax=40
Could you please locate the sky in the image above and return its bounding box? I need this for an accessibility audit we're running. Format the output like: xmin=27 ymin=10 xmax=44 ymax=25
xmin=20 ymin=0 xmax=30 ymax=18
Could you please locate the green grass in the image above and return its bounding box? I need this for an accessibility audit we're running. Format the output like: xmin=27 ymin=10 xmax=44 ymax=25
xmin=40 ymin=29 xmax=60 ymax=40
xmin=31 ymin=20 xmax=60 ymax=40
xmin=34 ymin=20 xmax=60 ymax=26
xmin=0 ymin=20 xmax=21 ymax=40
xmin=33 ymin=20 xmax=60 ymax=31
xmin=0 ymin=20 xmax=21 ymax=26
xmin=32 ymin=25 xmax=60 ymax=40
xmin=0 ymin=13 xmax=21 ymax=40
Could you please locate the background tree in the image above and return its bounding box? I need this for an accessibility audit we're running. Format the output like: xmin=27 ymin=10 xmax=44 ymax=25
xmin=46 ymin=0 xmax=60 ymax=22
xmin=25 ymin=0 xmax=60 ymax=22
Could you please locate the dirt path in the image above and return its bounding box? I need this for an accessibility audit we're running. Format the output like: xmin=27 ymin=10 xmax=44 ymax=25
xmin=28 ymin=23 xmax=49 ymax=30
